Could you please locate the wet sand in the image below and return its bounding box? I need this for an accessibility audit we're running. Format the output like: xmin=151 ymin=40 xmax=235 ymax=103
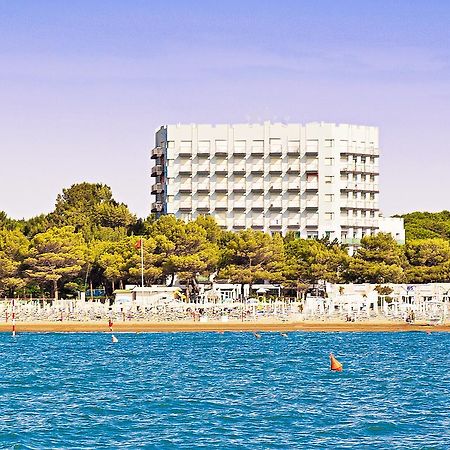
xmin=0 ymin=320 xmax=448 ymax=333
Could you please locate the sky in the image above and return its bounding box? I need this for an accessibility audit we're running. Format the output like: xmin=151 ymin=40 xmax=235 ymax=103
xmin=1 ymin=0 xmax=450 ymax=219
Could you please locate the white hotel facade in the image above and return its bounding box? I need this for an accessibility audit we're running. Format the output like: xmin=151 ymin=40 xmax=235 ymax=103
xmin=151 ymin=122 xmax=404 ymax=245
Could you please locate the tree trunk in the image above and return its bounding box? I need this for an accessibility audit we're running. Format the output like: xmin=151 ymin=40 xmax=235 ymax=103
xmin=53 ymin=280 xmax=59 ymax=300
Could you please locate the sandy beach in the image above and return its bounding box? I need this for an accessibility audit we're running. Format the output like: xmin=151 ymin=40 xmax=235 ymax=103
xmin=0 ymin=320 xmax=448 ymax=333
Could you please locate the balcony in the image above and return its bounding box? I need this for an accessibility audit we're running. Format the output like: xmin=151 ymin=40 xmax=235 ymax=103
xmin=179 ymin=146 xmax=192 ymax=156
xmin=232 ymin=180 xmax=246 ymax=192
xmin=214 ymin=200 xmax=228 ymax=211
xmin=287 ymin=218 xmax=301 ymax=227
xmin=234 ymin=218 xmax=246 ymax=228
xmin=269 ymin=145 xmax=282 ymax=155
xmin=151 ymin=183 xmax=164 ymax=194
xmin=232 ymin=200 xmax=246 ymax=210
xmin=151 ymin=146 xmax=163 ymax=159
xmin=250 ymin=161 xmax=265 ymax=173
xmin=197 ymin=199 xmax=210 ymax=210
xmin=233 ymin=145 xmax=246 ymax=155
xmin=269 ymin=199 xmax=282 ymax=210
xmin=250 ymin=181 xmax=264 ymax=192
xmin=251 ymin=145 xmax=264 ymax=155
xmin=197 ymin=146 xmax=210 ymax=156
xmin=178 ymin=162 xmax=192 ymax=174
xmin=286 ymin=182 xmax=301 ymax=191
xmin=287 ymin=144 xmax=301 ymax=155
xmin=179 ymin=199 xmax=192 ymax=210
xmin=196 ymin=160 xmax=210 ymax=174
xmin=151 ymin=165 xmax=163 ymax=177
xmin=251 ymin=218 xmax=265 ymax=228
xmin=305 ymin=180 xmax=318 ymax=191
xmin=179 ymin=181 xmax=192 ymax=193
xmin=269 ymin=182 xmax=283 ymax=192
xmin=196 ymin=180 xmax=210 ymax=192
xmin=342 ymin=237 xmax=361 ymax=245
xmin=214 ymin=161 xmax=228 ymax=173
xmin=304 ymin=197 xmax=319 ymax=209
xmin=269 ymin=161 xmax=283 ymax=173
xmin=269 ymin=222 xmax=282 ymax=229
xmin=215 ymin=146 xmax=228 ymax=156
xmin=250 ymin=199 xmax=264 ymax=210
xmin=215 ymin=181 xmax=228 ymax=192
xmin=305 ymin=215 xmax=319 ymax=227
xmin=151 ymin=201 xmax=163 ymax=213
xmin=305 ymin=160 xmax=319 ymax=172
xmin=232 ymin=161 xmax=246 ymax=173
xmin=287 ymin=160 xmax=301 ymax=173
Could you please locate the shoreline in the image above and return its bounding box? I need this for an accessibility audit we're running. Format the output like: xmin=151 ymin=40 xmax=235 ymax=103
xmin=0 ymin=320 xmax=449 ymax=333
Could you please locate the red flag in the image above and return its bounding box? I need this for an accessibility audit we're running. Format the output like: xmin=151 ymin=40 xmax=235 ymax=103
xmin=134 ymin=239 xmax=142 ymax=250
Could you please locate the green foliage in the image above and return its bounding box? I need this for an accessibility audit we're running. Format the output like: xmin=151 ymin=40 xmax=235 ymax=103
xmin=0 ymin=228 xmax=30 ymax=295
xmin=49 ymin=182 xmax=136 ymax=241
xmin=5 ymin=182 xmax=450 ymax=297
xmin=24 ymin=226 xmax=87 ymax=299
xmin=401 ymin=211 xmax=450 ymax=241
xmin=284 ymin=238 xmax=348 ymax=285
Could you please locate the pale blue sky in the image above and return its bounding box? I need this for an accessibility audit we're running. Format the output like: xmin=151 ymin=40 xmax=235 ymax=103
xmin=1 ymin=1 xmax=449 ymax=219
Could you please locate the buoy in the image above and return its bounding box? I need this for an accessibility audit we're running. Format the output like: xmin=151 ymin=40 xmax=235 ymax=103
xmin=112 ymin=335 xmax=118 ymax=343
xmin=253 ymin=332 xmax=261 ymax=339
xmin=330 ymin=353 xmax=343 ymax=371
xmin=280 ymin=332 xmax=288 ymax=338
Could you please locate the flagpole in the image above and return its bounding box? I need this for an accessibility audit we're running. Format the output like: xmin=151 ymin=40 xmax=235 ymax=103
xmin=140 ymin=238 xmax=144 ymax=288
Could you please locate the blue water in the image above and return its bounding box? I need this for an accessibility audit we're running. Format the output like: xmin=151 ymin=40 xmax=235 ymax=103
xmin=0 ymin=332 xmax=449 ymax=449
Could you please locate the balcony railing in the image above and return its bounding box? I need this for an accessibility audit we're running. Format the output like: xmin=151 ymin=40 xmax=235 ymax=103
xmin=251 ymin=145 xmax=264 ymax=155
xmin=151 ymin=146 xmax=163 ymax=159
xmin=305 ymin=181 xmax=318 ymax=191
xmin=196 ymin=180 xmax=210 ymax=192
xmin=304 ymin=198 xmax=319 ymax=209
xmin=196 ymin=161 xmax=210 ymax=173
xmin=214 ymin=162 xmax=228 ymax=173
xmin=269 ymin=182 xmax=283 ymax=192
xmin=151 ymin=201 xmax=163 ymax=212
xmin=269 ymin=145 xmax=282 ymax=155
xmin=197 ymin=199 xmax=210 ymax=210
xmin=269 ymin=162 xmax=283 ymax=173
xmin=305 ymin=161 xmax=319 ymax=172
xmin=232 ymin=162 xmax=246 ymax=173
xmin=151 ymin=183 xmax=163 ymax=194
xmin=151 ymin=165 xmax=163 ymax=177
xmin=250 ymin=161 xmax=264 ymax=173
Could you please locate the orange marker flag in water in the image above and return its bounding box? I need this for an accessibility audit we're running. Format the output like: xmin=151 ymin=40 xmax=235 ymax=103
xmin=330 ymin=353 xmax=343 ymax=372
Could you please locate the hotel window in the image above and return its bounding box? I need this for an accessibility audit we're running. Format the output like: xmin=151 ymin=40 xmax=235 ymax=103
xmin=325 ymin=194 xmax=334 ymax=202
xmin=370 ymin=193 xmax=375 ymax=200
xmin=370 ymin=210 xmax=375 ymax=217
xmin=325 ymin=176 xmax=334 ymax=184
xmin=324 ymin=157 xmax=334 ymax=166
xmin=353 ymin=192 xmax=357 ymax=199
xmin=361 ymin=156 xmax=366 ymax=164
xmin=325 ymin=212 xmax=334 ymax=221
xmin=361 ymin=174 xmax=366 ymax=182
xmin=353 ymin=156 xmax=358 ymax=163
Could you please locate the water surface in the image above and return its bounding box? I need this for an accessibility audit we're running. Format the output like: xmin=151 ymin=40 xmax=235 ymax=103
xmin=0 ymin=331 xmax=448 ymax=449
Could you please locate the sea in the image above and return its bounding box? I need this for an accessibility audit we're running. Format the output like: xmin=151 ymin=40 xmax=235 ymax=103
xmin=0 ymin=331 xmax=449 ymax=449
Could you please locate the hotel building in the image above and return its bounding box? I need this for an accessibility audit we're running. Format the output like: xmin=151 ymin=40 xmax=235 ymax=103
xmin=151 ymin=122 xmax=403 ymax=245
